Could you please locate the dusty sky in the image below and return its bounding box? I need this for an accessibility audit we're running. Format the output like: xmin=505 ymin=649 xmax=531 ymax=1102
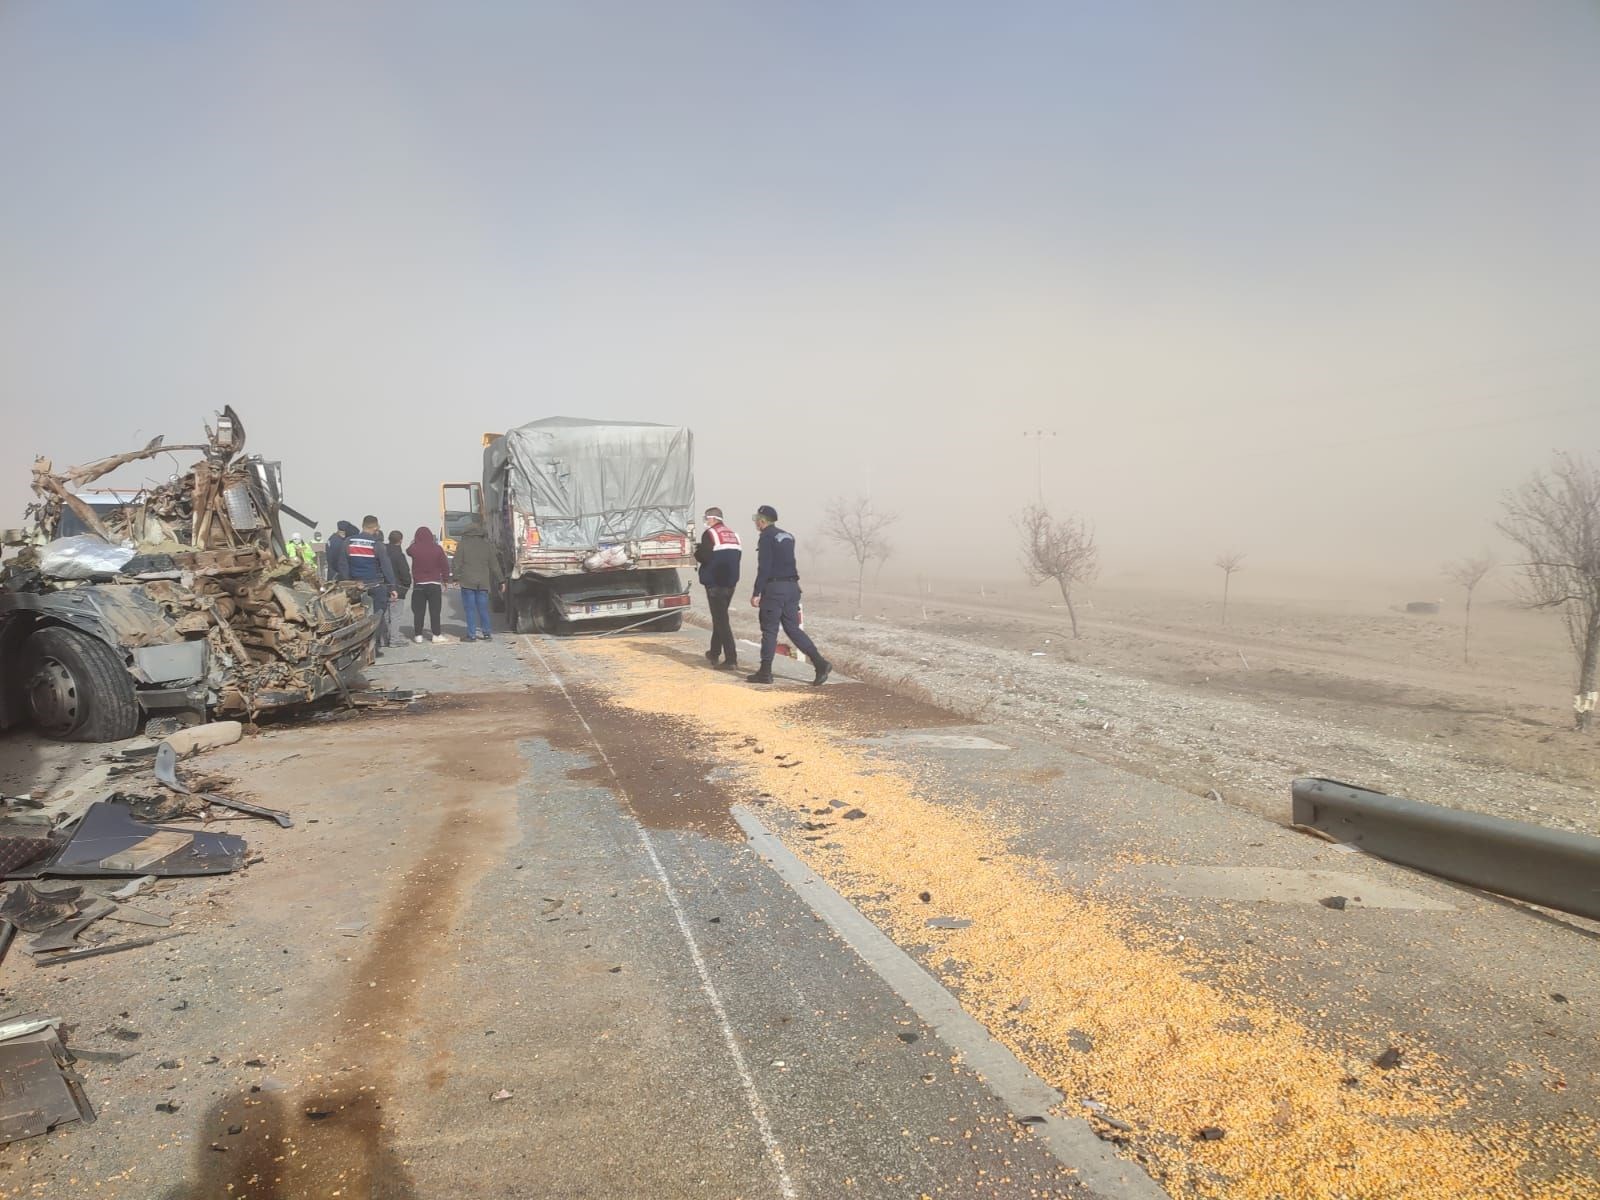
xmin=2 ymin=2 xmax=1597 ymax=590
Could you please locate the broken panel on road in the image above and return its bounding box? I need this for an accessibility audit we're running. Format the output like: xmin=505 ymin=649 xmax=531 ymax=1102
xmin=39 ymin=802 xmax=246 ymax=878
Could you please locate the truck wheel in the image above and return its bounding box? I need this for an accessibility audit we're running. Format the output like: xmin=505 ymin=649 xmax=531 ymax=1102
xmin=656 ymin=612 xmax=684 ymax=633
xmin=23 ymin=626 xmax=141 ymax=742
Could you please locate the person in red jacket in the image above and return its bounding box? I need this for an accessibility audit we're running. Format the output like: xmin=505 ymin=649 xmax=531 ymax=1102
xmin=406 ymin=526 xmax=451 ymax=643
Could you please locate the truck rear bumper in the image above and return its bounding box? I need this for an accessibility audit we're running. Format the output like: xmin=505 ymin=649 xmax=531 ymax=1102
xmin=553 ymin=593 xmax=691 ymax=623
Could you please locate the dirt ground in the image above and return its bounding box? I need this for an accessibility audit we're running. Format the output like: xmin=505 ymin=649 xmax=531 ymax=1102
xmin=764 ymin=574 xmax=1599 ymax=835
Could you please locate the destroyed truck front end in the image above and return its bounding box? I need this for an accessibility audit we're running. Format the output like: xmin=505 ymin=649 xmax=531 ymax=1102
xmin=0 ymin=579 xmax=379 ymax=739
xmin=1 ymin=409 xmax=380 ymax=741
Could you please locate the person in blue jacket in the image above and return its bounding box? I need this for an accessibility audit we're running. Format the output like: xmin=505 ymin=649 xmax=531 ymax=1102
xmin=346 ymin=515 xmax=399 ymax=653
xmin=695 ymin=506 xmax=742 ymax=670
xmin=747 ymin=505 xmax=830 ymax=686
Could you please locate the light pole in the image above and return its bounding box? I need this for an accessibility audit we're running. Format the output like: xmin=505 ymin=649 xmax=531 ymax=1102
xmin=1022 ymin=429 xmax=1056 ymax=505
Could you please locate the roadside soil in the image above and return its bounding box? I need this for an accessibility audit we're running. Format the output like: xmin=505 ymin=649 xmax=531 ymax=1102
xmin=750 ymin=578 xmax=1600 ymax=835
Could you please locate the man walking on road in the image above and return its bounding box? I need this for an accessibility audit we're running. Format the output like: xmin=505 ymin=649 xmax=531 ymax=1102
xmin=348 ymin=516 xmax=399 ymax=653
xmin=695 ymin=506 xmax=742 ymax=669
xmin=748 ymin=505 xmax=830 ymax=686
xmin=452 ymin=520 xmax=504 ymax=642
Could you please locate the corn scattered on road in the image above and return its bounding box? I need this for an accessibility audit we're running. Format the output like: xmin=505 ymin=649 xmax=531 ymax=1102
xmin=544 ymin=631 xmax=1599 ymax=1200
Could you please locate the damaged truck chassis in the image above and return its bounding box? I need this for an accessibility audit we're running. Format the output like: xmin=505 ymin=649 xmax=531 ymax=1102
xmin=1 ymin=409 xmax=379 ymax=742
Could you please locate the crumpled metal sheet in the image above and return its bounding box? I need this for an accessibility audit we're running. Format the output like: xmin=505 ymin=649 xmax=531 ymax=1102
xmin=38 ymin=802 xmax=246 ymax=878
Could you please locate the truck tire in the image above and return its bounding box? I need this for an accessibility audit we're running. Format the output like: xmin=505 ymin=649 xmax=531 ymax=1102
xmin=656 ymin=611 xmax=684 ymax=632
xmin=23 ymin=626 xmax=141 ymax=742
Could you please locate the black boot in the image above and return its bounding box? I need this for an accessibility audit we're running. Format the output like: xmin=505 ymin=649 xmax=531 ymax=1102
xmin=812 ymin=658 xmax=832 ymax=687
xmin=746 ymin=664 xmax=773 ymax=684
xmin=706 ymin=648 xmax=719 ymax=664
xmin=717 ymin=658 xmax=739 ymax=671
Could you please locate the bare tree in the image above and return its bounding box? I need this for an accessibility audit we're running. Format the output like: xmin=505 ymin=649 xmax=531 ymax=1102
xmin=822 ymin=495 xmax=898 ymax=614
xmin=1214 ymin=551 xmax=1246 ymax=626
xmin=1017 ymin=505 xmax=1098 ymax=637
xmin=1442 ymin=553 xmax=1494 ymax=666
xmin=1498 ymin=453 xmax=1600 ymax=730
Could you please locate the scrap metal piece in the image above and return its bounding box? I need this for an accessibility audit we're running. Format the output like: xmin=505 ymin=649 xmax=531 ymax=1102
xmin=109 ymin=875 xmax=157 ymax=900
xmin=155 ymin=741 xmax=291 ymax=826
xmin=153 ymin=741 xmax=188 ymax=794
xmin=200 ymin=794 xmax=292 ymax=829
xmin=104 ymin=904 xmax=171 ymax=928
xmin=0 ymin=884 xmax=84 ymax=932
xmin=0 ymin=1028 xmax=95 ymax=1144
xmin=25 ymin=899 xmax=116 ymax=954
xmin=0 ymin=1017 xmax=59 ymax=1042
xmin=1291 ymin=777 xmax=1600 ymax=922
xmin=39 ymin=802 xmax=246 ymax=878
xmin=34 ymin=931 xmax=186 ymax=966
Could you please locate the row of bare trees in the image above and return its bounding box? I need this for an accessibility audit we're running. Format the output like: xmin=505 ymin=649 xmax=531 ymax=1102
xmin=815 ymin=450 xmax=1600 ymax=731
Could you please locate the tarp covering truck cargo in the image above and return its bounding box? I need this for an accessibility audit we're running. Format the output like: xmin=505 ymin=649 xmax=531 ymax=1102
xmin=482 ymin=417 xmax=697 ymax=634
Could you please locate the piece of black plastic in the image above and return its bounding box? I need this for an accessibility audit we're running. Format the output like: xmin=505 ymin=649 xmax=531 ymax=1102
xmin=39 ymin=803 xmax=246 ymax=878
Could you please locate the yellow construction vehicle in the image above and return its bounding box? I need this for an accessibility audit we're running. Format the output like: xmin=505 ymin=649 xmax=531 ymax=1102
xmin=438 ymin=434 xmax=498 ymax=554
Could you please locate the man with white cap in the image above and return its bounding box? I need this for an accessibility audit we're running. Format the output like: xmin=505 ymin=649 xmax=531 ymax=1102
xmin=694 ymin=506 xmax=742 ymax=669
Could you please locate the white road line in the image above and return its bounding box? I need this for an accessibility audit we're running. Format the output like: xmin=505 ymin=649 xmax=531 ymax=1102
xmin=521 ymin=635 xmax=800 ymax=1200
xmin=732 ymin=806 xmax=1170 ymax=1200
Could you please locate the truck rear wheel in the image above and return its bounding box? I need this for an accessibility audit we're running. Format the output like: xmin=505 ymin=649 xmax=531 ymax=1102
xmin=23 ymin=626 xmax=141 ymax=742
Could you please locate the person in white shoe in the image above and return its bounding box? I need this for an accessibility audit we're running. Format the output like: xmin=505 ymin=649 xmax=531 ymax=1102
xmin=406 ymin=525 xmax=451 ymax=642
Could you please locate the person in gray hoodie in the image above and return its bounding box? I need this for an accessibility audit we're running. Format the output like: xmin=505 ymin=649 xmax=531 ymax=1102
xmin=451 ymin=521 xmax=504 ymax=641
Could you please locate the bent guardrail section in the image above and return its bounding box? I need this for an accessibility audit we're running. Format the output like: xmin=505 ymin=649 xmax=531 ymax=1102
xmin=1291 ymin=777 xmax=1600 ymax=922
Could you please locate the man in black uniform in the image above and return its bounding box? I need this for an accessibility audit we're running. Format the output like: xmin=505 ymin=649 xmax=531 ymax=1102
xmin=747 ymin=505 xmax=830 ymax=686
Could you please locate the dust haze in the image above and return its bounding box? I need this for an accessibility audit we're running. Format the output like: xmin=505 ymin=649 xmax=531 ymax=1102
xmin=2 ymin=2 xmax=1597 ymax=602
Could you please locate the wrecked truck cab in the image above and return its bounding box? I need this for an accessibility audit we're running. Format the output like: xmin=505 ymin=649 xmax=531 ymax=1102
xmin=0 ymin=564 xmax=379 ymax=743
xmin=0 ymin=408 xmax=381 ymax=742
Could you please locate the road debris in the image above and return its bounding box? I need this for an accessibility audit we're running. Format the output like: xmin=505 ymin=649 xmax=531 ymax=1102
xmin=491 ymin=1088 xmax=513 ymax=1102
xmin=0 ymin=1021 xmax=96 ymax=1145
xmin=163 ymin=722 xmax=244 ymax=758
xmin=39 ymin=801 xmax=247 ymax=877
xmin=34 ymin=932 xmax=188 ymax=966
xmin=154 ymin=740 xmax=293 ymax=827
xmin=109 ymin=875 xmax=157 ymax=900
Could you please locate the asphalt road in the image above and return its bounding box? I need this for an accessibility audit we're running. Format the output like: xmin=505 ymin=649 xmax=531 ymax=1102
xmin=2 ymin=599 xmax=1595 ymax=1200
xmin=0 ymin=613 xmax=1110 ymax=1200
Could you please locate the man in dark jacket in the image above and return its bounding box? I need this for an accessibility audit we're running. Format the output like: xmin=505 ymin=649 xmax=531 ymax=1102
xmin=385 ymin=530 xmax=412 ymax=644
xmin=694 ymin=506 xmax=742 ymax=669
xmin=326 ymin=521 xmax=356 ymax=581
xmin=748 ymin=505 xmax=829 ymax=686
xmin=451 ymin=521 xmax=504 ymax=642
xmin=348 ymin=515 xmax=399 ymax=651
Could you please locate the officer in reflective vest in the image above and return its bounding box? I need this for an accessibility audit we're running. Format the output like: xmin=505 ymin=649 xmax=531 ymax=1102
xmin=695 ymin=506 xmax=742 ymax=669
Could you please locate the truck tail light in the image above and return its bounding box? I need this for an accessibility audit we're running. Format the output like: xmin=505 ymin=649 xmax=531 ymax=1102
xmin=660 ymin=594 xmax=691 ymax=609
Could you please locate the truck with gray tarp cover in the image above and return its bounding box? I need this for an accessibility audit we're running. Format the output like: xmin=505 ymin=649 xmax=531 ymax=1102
xmin=482 ymin=417 xmax=697 ymax=633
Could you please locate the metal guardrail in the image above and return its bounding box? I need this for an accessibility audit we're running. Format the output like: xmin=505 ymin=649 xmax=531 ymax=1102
xmin=1291 ymin=777 xmax=1600 ymax=922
